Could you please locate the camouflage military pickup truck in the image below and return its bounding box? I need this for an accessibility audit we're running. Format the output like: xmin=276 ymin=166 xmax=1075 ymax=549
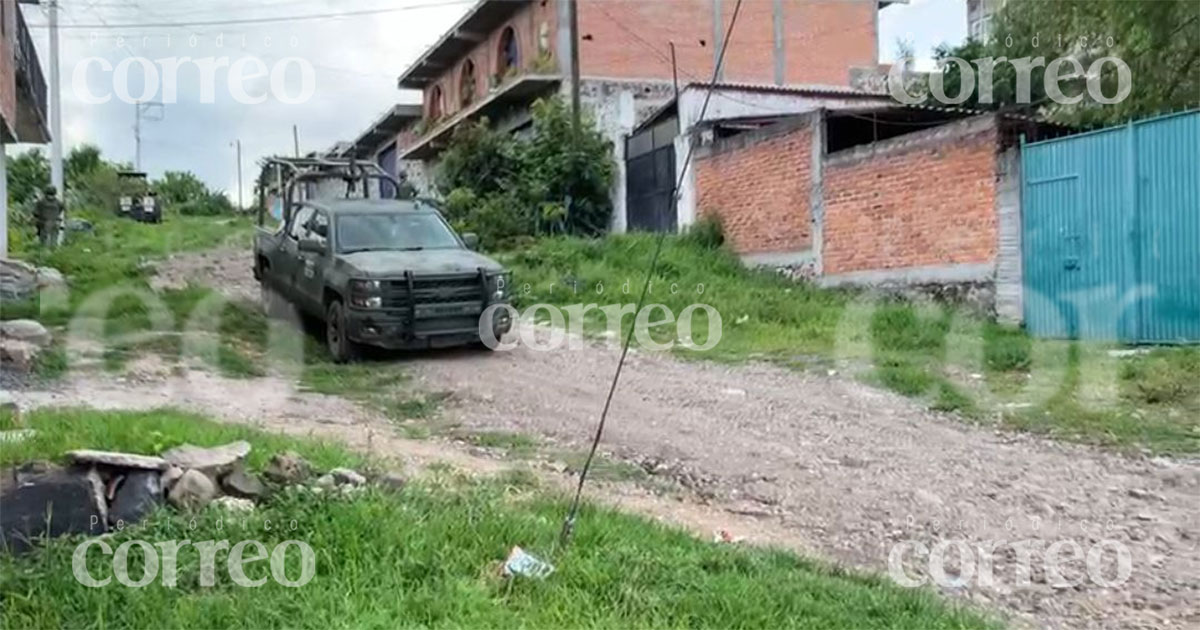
xmin=253 ymin=159 xmax=512 ymax=361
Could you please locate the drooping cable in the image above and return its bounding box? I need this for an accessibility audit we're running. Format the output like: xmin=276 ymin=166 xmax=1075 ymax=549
xmin=558 ymin=0 xmax=747 ymax=550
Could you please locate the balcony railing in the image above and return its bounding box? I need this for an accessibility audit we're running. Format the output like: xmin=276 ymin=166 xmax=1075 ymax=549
xmin=14 ymin=6 xmax=48 ymax=129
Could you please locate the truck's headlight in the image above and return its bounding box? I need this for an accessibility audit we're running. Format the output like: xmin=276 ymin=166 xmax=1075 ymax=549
xmin=350 ymin=295 xmax=382 ymax=309
xmin=350 ymin=279 xmax=381 ymax=293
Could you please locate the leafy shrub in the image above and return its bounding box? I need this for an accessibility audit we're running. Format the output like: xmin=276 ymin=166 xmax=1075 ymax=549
xmin=176 ymin=191 xmax=235 ymax=216
xmin=679 ymin=215 xmax=725 ymax=249
xmin=436 ymin=97 xmax=614 ymax=248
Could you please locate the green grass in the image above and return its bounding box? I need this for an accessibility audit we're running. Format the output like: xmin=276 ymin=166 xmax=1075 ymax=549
xmin=2 ymin=208 xmax=261 ymax=379
xmin=505 ymin=235 xmax=1200 ymax=455
xmin=0 ymin=408 xmax=995 ymax=630
xmin=299 ymin=361 xmax=447 ymax=429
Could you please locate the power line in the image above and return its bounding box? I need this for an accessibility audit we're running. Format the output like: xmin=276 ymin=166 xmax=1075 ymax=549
xmin=29 ymin=0 xmax=476 ymax=29
xmin=558 ymin=0 xmax=747 ymax=551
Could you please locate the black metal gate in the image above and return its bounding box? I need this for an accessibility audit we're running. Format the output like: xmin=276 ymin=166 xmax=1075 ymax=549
xmin=625 ymin=116 xmax=678 ymax=232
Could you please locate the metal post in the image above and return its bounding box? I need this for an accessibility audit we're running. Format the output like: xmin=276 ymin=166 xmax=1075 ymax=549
xmin=567 ymin=0 xmax=581 ymax=132
xmin=293 ymin=125 xmax=300 ymax=157
xmin=48 ymin=0 xmax=63 ymax=196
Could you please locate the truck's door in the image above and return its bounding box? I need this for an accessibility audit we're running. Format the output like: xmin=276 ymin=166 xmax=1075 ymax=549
xmin=293 ymin=209 xmax=329 ymax=316
xmin=278 ymin=205 xmax=315 ymax=302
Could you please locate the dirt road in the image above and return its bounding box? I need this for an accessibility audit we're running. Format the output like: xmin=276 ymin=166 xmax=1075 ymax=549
xmin=19 ymin=247 xmax=1200 ymax=629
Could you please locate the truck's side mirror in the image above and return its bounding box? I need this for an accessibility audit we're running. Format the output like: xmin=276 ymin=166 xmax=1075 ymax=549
xmin=462 ymin=233 xmax=479 ymax=250
xmin=299 ymin=238 xmax=325 ymax=254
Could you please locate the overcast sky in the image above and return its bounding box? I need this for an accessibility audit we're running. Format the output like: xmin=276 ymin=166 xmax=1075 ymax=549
xmin=16 ymin=0 xmax=965 ymax=205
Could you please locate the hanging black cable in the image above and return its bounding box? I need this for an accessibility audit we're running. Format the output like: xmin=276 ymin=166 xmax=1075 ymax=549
xmin=558 ymin=0 xmax=747 ymax=550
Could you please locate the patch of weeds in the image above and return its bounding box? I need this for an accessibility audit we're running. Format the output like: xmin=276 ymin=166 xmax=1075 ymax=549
xmin=493 ymin=466 xmax=541 ymax=490
xmin=463 ymin=431 xmax=540 ymax=458
xmin=1120 ymin=347 xmax=1200 ymax=405
xmin=932 ymin=381 xmax=979 ymax=416
xmin=983 ymin=323 xmax=1033 ymax=372
xmin=875 ymin=356 xmax=936 ymax=396
xmin=0 ymin=407 xmax=18 ymax=431
xmin=385 ymin=391 xmax=451 ymax=421
xmin=32 ymin=344 xmax=68 ymax=380
xmin=561 ymin=451 xmax=647 ymax=483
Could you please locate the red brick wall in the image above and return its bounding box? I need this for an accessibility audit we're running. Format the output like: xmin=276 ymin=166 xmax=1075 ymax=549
xmin=577 ymin=0 xmax=876 ymax=86
xmin=421 ymin=0 xmax=558 ymax=121
xmin=822 ymin=122 xmax=999 ymax=275
xmin=695 ymin=119 xmax=813 ymax=254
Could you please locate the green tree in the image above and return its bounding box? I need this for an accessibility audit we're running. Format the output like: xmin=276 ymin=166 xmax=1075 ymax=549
xmin=7 ymin=149 xmax=50 ymax=207
xmin=154 ymin=170 xmax=210 ymax=207
xmin=435 ymin=96 xmax=614 ymax=247
xmin=930 ymin=0 xmax=1199 ymax=125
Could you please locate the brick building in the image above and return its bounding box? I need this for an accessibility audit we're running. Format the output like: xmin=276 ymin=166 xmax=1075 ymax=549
xmin=0 ymin=0 xmax=51 ymax=257
xmin=692 ymin=107 xmax=1049 ymax=320
xmin=341 ymin=0 xmax=900 ymax=227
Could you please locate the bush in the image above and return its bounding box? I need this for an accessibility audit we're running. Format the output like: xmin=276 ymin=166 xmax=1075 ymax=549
xmin=679 ymin=215 xmax=725 ymax=249
xmin=436 ymin=96 xmax=614 ymax=248
xmin=176 ymin=191 xmax=235 ymax=216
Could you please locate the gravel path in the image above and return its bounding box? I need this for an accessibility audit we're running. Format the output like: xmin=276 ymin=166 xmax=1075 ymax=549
xmin=24 ymin=246 xmax=1199 ymax=629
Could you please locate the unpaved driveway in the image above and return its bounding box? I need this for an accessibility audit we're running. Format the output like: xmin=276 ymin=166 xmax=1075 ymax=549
xmin=23 ymin=246 xmax=1200 ymax=629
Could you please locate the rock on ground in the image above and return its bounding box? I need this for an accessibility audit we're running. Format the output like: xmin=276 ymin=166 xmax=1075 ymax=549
xmin=162 ymin=441 xmax=250 ymax=478
xmin=0 ymin=465 xmax=107 ymax=552
xmin=0 ymin=259 xmax=38 ymax=302
xmin=0 ymin=320 xmax=51 ymax=347
xmin=67 ymin=450 xmax=168 ymax=470
xmin=167 ymin=469 xmax=217 ymax=511
xmin=108 ymin=470 xmax=162 ymax=526
xmin=264 ymin=451 xmax=311 ymax=484
xmin=221 ymin=466 xmax=265 ymax=499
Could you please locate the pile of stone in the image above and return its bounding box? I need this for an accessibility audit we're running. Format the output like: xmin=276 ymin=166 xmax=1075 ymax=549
xmin=0 ymin=441 xmax=391 ymax=553
xmin=1 ymin=319 xmax=53 ymax=373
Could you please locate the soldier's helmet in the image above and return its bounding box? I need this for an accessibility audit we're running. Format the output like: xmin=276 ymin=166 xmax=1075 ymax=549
xmin=43 ymin=185 xmax=57 ymax=197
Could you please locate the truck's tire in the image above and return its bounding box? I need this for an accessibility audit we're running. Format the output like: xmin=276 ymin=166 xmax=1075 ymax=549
xmin=325 ymin=300 xmax=360 ymax=363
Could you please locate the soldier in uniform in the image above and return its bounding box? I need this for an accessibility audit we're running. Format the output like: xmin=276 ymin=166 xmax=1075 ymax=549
xmin=35 ymin=186 xmax=64 ymax=247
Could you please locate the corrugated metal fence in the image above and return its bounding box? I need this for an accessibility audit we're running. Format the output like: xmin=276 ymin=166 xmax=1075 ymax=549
xmin=1021 ymin=111 xmax=1200 ymax=343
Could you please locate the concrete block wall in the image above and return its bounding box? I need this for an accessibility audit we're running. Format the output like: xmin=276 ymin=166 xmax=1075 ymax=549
xmin=695 ymin=116 xmax=814 ymax=258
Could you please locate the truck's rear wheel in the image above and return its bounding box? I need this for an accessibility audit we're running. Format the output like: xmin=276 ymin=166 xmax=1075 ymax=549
xmin=325 ymin=300 xmax=360 ymax=363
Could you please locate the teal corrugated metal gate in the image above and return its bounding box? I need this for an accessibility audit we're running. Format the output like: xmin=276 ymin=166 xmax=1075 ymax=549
xmin=1022 ymin=111 xmax=1200 ymax=343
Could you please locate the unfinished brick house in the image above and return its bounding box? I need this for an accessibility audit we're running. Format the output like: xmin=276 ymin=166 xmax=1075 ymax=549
xmin=341 ymin=0 xmax=901 ymax=227
xmin=0 ymin=0 xmax=51 ymax=257
xmin=691 ymin=107 xmax=1059 ymax=320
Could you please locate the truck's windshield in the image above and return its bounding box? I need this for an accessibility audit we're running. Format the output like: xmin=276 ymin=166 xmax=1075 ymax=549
xmin=336 ymin=212 xmax=461 ymax=254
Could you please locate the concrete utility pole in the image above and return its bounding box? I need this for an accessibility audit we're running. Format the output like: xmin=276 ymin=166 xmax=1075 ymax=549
xmin=48 ymin=0 xmax=62 ymax=195
xmin=292 ymin=125 xmax=300 ymax=157
xmin=133 ymin=101 xmax=163 ymax=171
xmin=232 ymin=140 xmax=243 ymax=210
xmin=1 ymin=140 xmax=7 ymax=258
xmin=567 ymin=0 xmax=581 ymax=132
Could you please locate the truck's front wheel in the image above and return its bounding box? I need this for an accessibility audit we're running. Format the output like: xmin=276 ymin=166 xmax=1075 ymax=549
xmin=325 ymin=300 xmax=360 ymax=363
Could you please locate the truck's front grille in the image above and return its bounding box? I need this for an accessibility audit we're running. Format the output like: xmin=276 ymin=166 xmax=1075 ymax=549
xmin=378 ymin=273 xmax=485 ymax=309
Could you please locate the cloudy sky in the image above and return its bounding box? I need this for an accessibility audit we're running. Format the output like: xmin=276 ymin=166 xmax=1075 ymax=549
xmin=16 ymin=0 xmax=965 ymax=204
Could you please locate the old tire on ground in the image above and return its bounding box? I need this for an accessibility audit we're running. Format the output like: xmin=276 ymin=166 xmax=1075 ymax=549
xmin=325 ymin=300 xmax=360 ymax=363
